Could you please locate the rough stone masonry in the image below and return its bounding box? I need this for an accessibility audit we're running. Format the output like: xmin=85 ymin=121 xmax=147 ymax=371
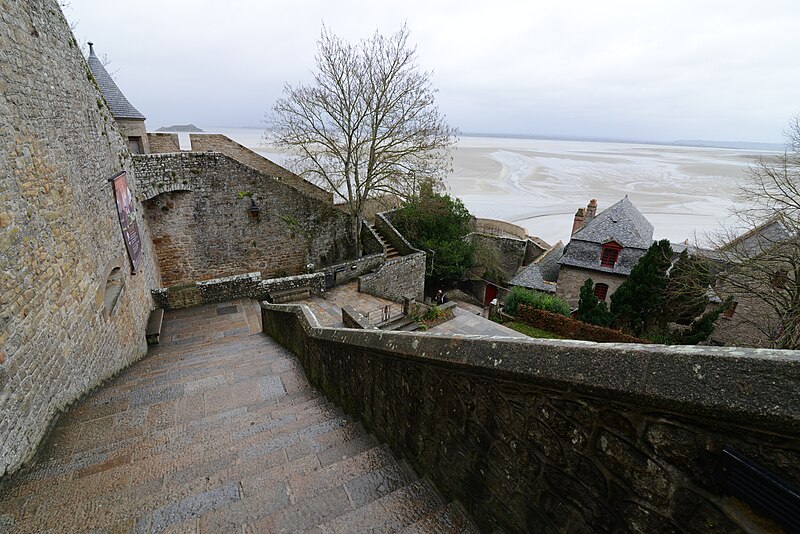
xmin=0 ymin=0 xmax=159 ymax=476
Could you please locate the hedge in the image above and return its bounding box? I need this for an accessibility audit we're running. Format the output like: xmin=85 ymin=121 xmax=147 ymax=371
xmin=516 ymin=305 xmax=650 ymax=344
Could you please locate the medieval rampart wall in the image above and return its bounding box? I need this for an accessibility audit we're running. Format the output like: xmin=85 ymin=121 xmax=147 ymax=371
xmin=134 ymin=152 xmax=356 ymax=286
xmin=0 ymin=0 xmax=158 ymax=477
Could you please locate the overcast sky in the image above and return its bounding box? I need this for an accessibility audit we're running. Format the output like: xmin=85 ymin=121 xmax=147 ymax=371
xmin=64 ymin=1 xmax=799 ymax=143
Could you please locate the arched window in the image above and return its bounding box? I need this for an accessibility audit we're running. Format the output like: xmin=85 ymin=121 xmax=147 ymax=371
xmin=600 ymin=242 xmax=622 ymax=268
xmin=594 ymin=283 xmax=609 ymax=301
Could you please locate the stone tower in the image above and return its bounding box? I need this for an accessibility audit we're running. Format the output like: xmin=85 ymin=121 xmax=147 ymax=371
xmin=87 ymin=42 xmax=150 ymax=154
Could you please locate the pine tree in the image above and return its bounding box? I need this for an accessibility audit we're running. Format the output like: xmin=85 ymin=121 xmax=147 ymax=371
xmin=576 ymin=278 xmax=615 ymax=327
xmin=611 ymin=239 xmax=673 ymax=336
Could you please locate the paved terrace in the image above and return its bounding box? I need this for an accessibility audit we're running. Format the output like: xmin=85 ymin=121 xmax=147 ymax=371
xmin=301 ymin=282 xmax=525 ymax=338
xmin=0 ymin=300 xmax=477 ymax=533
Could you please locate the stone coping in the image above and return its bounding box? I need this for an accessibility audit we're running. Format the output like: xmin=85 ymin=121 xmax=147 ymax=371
xmin=261 ymin=303 xmax=800 ymax=433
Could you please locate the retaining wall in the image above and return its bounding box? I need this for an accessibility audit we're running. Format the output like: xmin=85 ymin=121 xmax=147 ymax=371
xmin=261 ymin=303 xmax=800 ymax=533
xmin=358 ymin=253 xmax=426 ymax=302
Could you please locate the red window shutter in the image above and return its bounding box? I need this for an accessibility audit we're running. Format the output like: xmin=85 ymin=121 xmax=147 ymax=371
xmin=600 ymin=242 xmax=622 ymax=268
xmin=594 ymin=283 xmax=609 ymax=300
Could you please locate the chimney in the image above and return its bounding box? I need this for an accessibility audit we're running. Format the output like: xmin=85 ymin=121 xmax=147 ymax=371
xmin=572 ymin=208 xmax=586 ymax=235
xmin=585 ymin=199 xmax=598 ymax=222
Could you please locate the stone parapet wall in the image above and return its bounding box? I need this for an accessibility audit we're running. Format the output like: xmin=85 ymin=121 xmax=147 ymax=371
xmin=358 ymin=252 xmax=426 ymax=302
xmin=470 ymin=217 xmax=529 ymax=239
xmin=0 ymin=1 xmax=159 ymax=477
xmin=469 ymin=233 xmax=528 ymax=280
xmin=134 ymin=152 xmax=356 ymax=286
xmin=146 ymin=133 xmax=180 ymax=153
xmin=319 ymin=253 xmax=384 ymax=287
xmin=261 ymin=303 xmax=799 ymax=533
xmin=341 ymin=305 xmax=375 ymax=329
xmin=377 ymin=210 xmax=418 ymax=256
xmin=188 ymin=134 xmax=332 ymax=203
xmin=360 ymin=222 xmax=384 ymax=256
xmin=152 ymin=272 xmax=325 ymax=309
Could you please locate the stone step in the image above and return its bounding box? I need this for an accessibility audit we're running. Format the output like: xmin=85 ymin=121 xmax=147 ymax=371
xmin=401 ymin=501 xmax=481 ymax=534
xmin=379 ymin=316 xmax=417 ymax=331
xmin=318 ymin=478 xmax=445 ymax=533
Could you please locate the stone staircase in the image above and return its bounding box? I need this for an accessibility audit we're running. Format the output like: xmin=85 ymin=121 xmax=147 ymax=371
xmin=0 ymin=299 xmax=477 ymax=533
xmin=369 ymin=223 xmax=402 ymax=260
xmin=378 ymin=315 xmax=421 ymax=332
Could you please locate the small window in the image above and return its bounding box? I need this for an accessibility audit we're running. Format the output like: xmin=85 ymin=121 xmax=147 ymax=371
xmin=128 ymin=136 xmax=143 ymax=154
xmin=723 ymin=301 xmax=738 ymax=319
xmin=594 ymin=283 xmax=609 ymax=300
xmin=600 ymin=242 xmax=622 ymax=268
xmin=103 ymin=267 xmax=125 ymax=317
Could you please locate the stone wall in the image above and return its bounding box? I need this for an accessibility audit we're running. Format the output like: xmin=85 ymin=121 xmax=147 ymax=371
xmin=262 ymin=303 xmax=799 ymax=533
xmin=188 ymin=134 xmax=331 ymax=203
xmin=556 ymin=265 xmax=628 ymax=307
xmin=146 ymin=132 xmax=180 ymax=153
xmin=134 ymin=152 xmax=356 ymax=286
xmin=360 ymin=222 xmax=384 ymax=256
xmin=470 ymin=233 xmax=527 ymax=280
xmin=116 ymin=119 xmax=149 ymax=153
xmin=377 ymin=210 xmax=418 ymax=256
xmin=358 ymin=252 xmax=426 ymax=302
xmin=320 ymin=253 xmax=384 ymax=287
xmin=470 ymin=217 xmax=528 ymax=239
xmin=151 ymin=272 xmax=326 ymax=309
xmin=0 ymin=0 xmax=159 ymax=477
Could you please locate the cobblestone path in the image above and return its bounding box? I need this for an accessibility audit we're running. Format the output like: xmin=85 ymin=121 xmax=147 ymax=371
xmin=0 ymin=300 xmax=477 ymax=533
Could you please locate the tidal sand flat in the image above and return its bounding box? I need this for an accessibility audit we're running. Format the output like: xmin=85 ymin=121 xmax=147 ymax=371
xmin=449 ymin=136 xmax=763 ymax=245
xmin=208 ymin=128 xmax=764 ymax=246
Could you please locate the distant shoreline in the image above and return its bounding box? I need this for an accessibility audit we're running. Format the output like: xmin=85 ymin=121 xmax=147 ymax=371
xmin=199 ymin=125 xmax=784 ymax=152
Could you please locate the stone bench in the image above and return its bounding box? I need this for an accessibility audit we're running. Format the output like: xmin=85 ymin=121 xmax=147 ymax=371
xmin=145 ymin=308 xmax=165 ymax=345
xmin=267 ymin=286 xmax=311 ymax=304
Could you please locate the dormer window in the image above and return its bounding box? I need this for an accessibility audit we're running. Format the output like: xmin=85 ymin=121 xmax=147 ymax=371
xmin=600 ymin=242 xmax=622 ymax=268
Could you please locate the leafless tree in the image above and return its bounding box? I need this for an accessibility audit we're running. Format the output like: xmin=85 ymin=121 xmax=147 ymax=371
xmin=266 ymin=25 xmax=457 ymax=253
xmin=706 ymin=114 xmax=800 ymax=349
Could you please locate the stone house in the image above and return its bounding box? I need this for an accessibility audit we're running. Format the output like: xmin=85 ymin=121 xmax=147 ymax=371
xmin=556 ymin=197 xmax=654 ymax=307
xmin=508 ymin=241 xmax=564 ymax=294
xmin=709 ymin=216 xmax=795 ymax=347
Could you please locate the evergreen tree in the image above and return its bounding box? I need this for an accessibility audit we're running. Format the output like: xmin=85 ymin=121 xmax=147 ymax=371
xmin=576 ymin=278 xmax=615 ymax=327
xmin=611 ymin=239 xmax=673 ymax=336
xmin=392 ymin=192 xmax=474 ymax=286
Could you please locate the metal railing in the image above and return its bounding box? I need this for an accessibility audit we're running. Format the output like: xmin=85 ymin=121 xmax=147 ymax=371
xmin=365 ymin=303 xmax=403 ymax=325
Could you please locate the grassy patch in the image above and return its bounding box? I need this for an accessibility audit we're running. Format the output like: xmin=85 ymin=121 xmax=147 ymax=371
xmin=504 ymin=322 xmax=565 ymax=340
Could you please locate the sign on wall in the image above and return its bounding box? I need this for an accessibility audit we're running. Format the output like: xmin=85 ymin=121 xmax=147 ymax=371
xmin=111 ymin=171 xmax=142 ymax=273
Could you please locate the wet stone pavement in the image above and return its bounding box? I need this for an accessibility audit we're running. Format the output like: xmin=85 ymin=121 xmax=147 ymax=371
xmin=0 ymin=300 xmax=477 ymax=533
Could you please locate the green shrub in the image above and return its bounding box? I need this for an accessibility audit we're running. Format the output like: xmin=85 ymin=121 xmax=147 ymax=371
xmin=504 ymin=287 xmax=570 ymax=316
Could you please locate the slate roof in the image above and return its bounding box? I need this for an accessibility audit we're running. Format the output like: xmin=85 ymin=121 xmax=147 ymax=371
xmin=509 ymin=241 xmax=564 ymax=292
xmin=87 ymin=43 xmax=145 ymax=121
xmin=557 ymin=197 xmax=654 ymax=276
xmin=570 ymin=196 xmax=653 ymax=249
xmin=720 ymin=216 xmax=791 ymax=258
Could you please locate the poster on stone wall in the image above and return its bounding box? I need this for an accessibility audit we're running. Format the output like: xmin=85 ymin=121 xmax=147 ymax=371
xmin=111 ymin=171 xmax=142 ymax=273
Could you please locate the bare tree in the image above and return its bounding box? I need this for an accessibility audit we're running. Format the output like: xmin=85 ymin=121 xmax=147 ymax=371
xmin=707 ymin=114 xmax=800 ymax=349
xmin=266 ymin=25 xmax=457 ymax=253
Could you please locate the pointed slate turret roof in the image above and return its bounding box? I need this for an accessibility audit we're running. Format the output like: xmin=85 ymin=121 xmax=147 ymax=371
xmin=571 ymin=196 xmax=653 ymax=249
xmin=87 ymin=43 xmax=145 ymax=120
